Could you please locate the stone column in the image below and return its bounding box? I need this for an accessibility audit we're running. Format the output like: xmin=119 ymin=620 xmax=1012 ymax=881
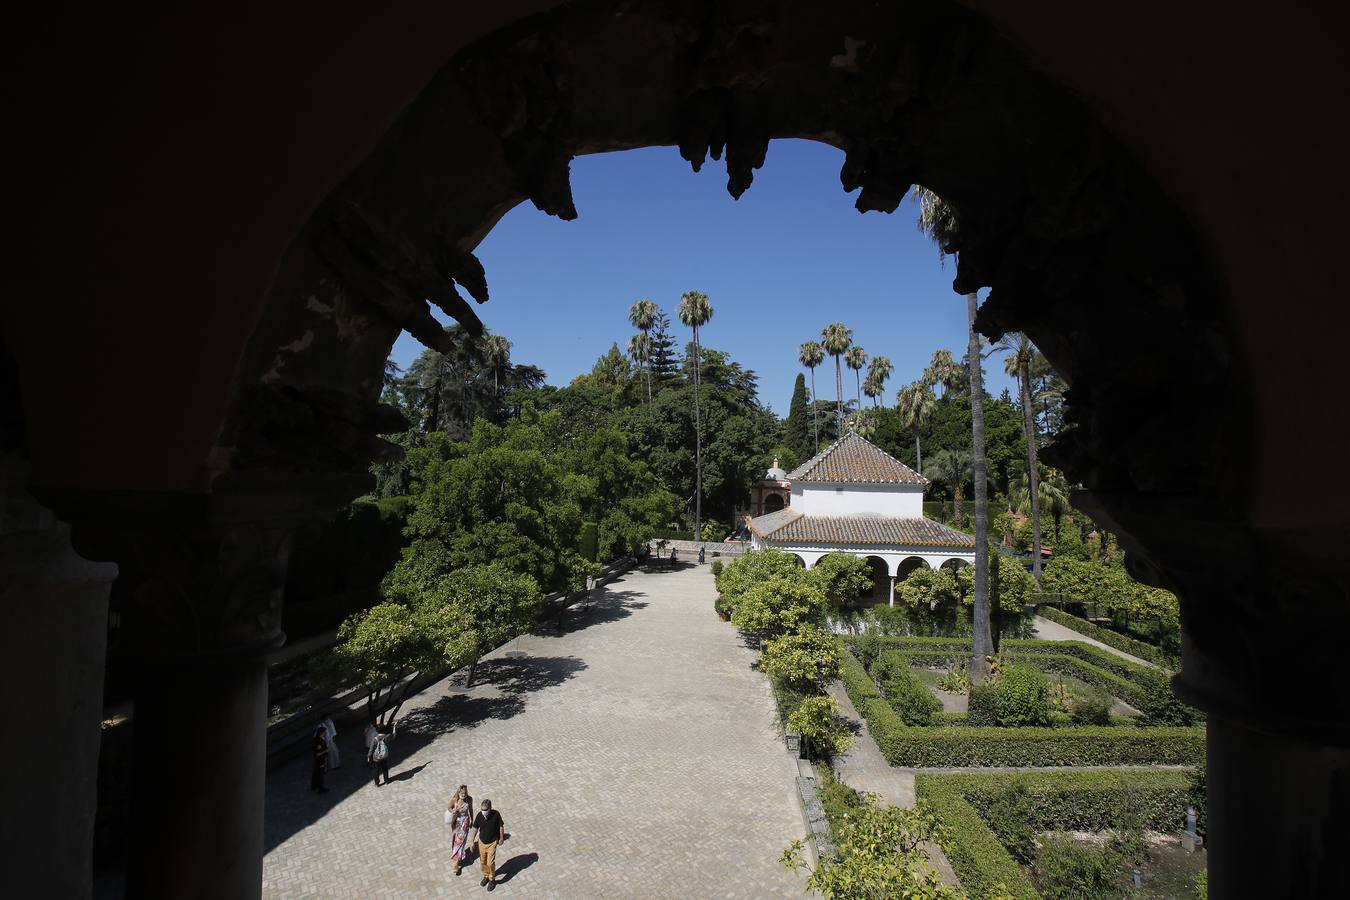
xmin=0 ymin=457 xmax=117 ymax=897
xmin=1078 ymin=494 xmax=1350 ymax=895
xmin=60 ymin=474 xmax=355 ymax=899
xmin=888 ymin=575 xmax=896 ymax=607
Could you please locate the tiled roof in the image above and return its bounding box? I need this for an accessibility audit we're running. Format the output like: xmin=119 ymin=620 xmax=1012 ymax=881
xmin=750 ymin=512 xmax=975 ymax=549
xmin=787 ymin=432 xmax=928 ymax=486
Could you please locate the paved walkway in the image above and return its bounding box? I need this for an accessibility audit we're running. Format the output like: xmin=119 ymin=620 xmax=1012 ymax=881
xmin=263 ymin=566 xmax=807 ymax=899
xmin=1031 ymin=615 xmax=1158 ymax=669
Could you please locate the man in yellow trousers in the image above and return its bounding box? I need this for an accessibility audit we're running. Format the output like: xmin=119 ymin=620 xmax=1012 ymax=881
xmin=470 ymin=798 xmax=506 ymax=891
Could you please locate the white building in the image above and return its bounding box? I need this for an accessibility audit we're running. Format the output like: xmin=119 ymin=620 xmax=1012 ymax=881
xmin=748 ymin=431 xmax=976 ymax=604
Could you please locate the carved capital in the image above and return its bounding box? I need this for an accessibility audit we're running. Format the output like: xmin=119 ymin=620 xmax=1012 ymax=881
xmin=1075 ymin=490 xmax=1350 ymax=745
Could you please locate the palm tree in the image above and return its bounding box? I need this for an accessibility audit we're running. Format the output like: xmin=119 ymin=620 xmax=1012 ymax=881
xmin=866 ymin=355 xmax=893 ymax=407
xmin=844 ymin=345 xmax=867 ymax=414
xmin=896 ymin=380 xmax=936 ymax=471
xmin=914 ymin=184 xmax=991 ymax=681
xmin=799 ymin=340 xmax=825 ymax=455
xmin=1009 ymin=463 xmax=1071 ymax=545
xmin=483 ymin=333 xmax=512 ymax=395
xmin=923 ymin=449 xmax=974 ymax=526
xmin=998 ymin=331 xmax=1043 ymax=586
xmin=679 ymin=290 xmax=714 ymax=544
xmin=924 ymin=348 xmax=960 ymax=398
xmin=628 ymin=298 xmax=659 ymax=407
xmin=862 ymin=371 xmax=883 ymax=408
xmin=821 ymin=322 xmax=853 ymax=435
xmin=627 ymin=332 xmax=653 ymax=406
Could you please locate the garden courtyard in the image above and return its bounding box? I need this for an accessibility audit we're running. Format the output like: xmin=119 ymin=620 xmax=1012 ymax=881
xmin=261 ymin=566 xmax=807 ymax=899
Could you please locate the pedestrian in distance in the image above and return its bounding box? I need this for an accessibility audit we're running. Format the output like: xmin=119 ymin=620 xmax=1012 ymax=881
xmin=446 ymin=784 xmax=474 ymax=876
xmin=322 ymin=715 xmax=340 ymax=769
xmin=310 ymin=724 xmax=329 ymax=794
xmin=470 ymin=798 xmax=506 ymax=890
xmin=368 ymin=719 xmax=396 ymax=786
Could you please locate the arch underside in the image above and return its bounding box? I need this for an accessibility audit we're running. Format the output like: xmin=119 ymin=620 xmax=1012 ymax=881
xmin=209 ymin=0 xmax=1330 ymax=738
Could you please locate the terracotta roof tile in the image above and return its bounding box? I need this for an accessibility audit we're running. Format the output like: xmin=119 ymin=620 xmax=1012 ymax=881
xmin=750 ymin=512 xmax=975 ymax=549
xmin=787 ymin=432 xmax=927 ymax=485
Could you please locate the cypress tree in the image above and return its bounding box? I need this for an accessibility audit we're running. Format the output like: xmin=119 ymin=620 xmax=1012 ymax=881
xmin=784 ymin=373 xmax=812 ymax=461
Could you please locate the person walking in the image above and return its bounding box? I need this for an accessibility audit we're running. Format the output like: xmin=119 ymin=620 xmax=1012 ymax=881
xmin=446 ymin=784 xmax=474 ymax=876
xmin=321 ymin=716 xmax=340 ymax=769
xmin=470 ymin=798 xmax=506 ymax=890
xmin=309 ymin=724 xmax=329 ymax=794
xmin=368 ymin=719 xmax=396 ymax=786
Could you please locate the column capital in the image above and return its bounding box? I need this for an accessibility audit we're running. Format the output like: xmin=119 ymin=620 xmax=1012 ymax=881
xmin=1074 ymin=490 xmax=1350 ymax=746
xmin=36 ymin=472 xmax=366 ymax=661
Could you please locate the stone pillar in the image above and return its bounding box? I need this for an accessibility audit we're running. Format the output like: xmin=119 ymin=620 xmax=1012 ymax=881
xmin=1077 ymin=494 xmax=1350 ymax=896
xmin=57 ymin=474 xmax=353 ymax=899
xmin=1206 ymin=716 xmax=1350 ymax=898
xmin=0 ymin=457 xmax=117 ymax=897
xmin=888 ymin=575 xmax=896 ymax=607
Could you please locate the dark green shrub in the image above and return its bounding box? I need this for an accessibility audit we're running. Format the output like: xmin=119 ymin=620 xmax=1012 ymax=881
xmin=1187 ymin=762 xmax=1208 ymax=834
xmin=1034 ymin=833 xmax=1120 ymax=900
xmin=1136 ymin=669 xmax=1199 ymax=726
xmin=578 ymin=521 xmax=599 ymax=561
xmin=714 ymin=594 xmax=733 ymax=617
xmin=1194 ymin=869 xmax=1209 ymax=899
xmin=985 ymin=780 xmax=1037 ymax=864
xmin=995 ymin=665 xmax=1053 ymax=727
xmin=874 ymin=652 xmax=942 ymax=726
xmin=1070 ymin=687 xmax=1113 ymax=726
xmin=968 ymin=683 xmax=1000 ymax=725
xmin=871 ymin=723 xmax=1205 ymax=767
xmin=854 ymin=630 xmax=881 ymax=674
xmin=709 ymin=559 xmax=723 ymax=577
xmin=1036 ymin=604 xmax=1178 ymax=668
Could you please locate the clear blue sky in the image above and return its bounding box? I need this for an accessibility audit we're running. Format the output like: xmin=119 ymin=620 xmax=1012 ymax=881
xmin=388 ymin=138 xmax=1017 ymax=413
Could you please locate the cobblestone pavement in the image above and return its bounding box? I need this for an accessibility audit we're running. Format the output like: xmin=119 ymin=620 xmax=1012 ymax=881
xmin=263 ymin=566 xmax=808 ymax=899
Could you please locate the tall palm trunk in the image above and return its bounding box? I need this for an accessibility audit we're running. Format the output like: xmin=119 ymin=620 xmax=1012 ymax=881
xmin=834 ymin=357 xmax=844 ymax=434
xmin=1018 ymin=356 xmax=1043 ymax=587
xmin=645 ymin=357 xmax=652 ymax=408
xmin=809 ymin=369 xmax=819 ymax=454
xmin=854 ymin=370 xmax=862 ymax=414
xmin=914 ymin=430 xmax=923 ymax=473
xmin=693 ymin=326 xmax=702 ymax=542
xmin=966 ymin=292 xmax=992 ymax=682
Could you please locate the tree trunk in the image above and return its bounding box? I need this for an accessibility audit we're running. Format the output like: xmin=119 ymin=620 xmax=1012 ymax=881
xmin=915 ymin=430 xmax=923 ymax=473
xmin=464 ymin=657 xmax=479 ymax=689
xmin=646 ymin=353 xmax=652 ymax=408
xmin=966 ymin=292 xmax=993 ymax=683
xmin=954 ymin=483 xmax=964 ymax=526
xmin=835 ymin=357 xmax=845 ymax=434
xmin=854 ymin=370 xmax=862 ymax=415
xmin=1019 ymin=355 xmax=1043 ymax=587
xmin=809 ymin=369 xmax=819 ymax=454
xmin=693 ymin=326 xmax=702 ymax=543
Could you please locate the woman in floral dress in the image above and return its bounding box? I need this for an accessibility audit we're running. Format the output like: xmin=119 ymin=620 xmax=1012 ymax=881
xmin=447 ymin=784 xmax=474 ymax=876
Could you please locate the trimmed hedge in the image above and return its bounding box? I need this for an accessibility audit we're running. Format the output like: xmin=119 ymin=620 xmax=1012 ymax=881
xmin=917 ymin=770 xmax=1194 ymax=900
xmin=836 ymin=645 xmax=1204 ymax=767
xmin=872 ymin=723 xmax=1205 ymax=767
xmin=847 ymin=636 xmax=1201 ymax=725
xmin=1037 ymin=605 xmax=1178 ymax=669
xmin=875 ymin=650 xmax=943 ymax=725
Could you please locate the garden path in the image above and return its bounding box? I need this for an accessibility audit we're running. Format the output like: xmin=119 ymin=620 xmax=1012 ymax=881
xmin=1031 ymin=616 xmax=1159 ymax=669
xmin=262 ymin=566 xmax=807 ymax=898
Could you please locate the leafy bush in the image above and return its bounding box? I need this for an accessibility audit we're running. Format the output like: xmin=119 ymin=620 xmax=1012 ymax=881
xmin=937 ymin=661 xmax=971 ymax=694
xmin=1135 ymin=669 xmax=1199 ymax=726
xmin=853 ymin=630 xmax=881 ymax=674
xmin=731 ymin=575 xmax=828 ymax=639
xmin=700 ymin=518 xmax=726 ymax=543
xmin=713 ymin=594 xmax=733 ymax=617
xmin=995 ymin=665 xmax=1053 ymax=727
xmin=874 ymin=652 xmax=942 ymax=726
xmin=968 ymin=683 xmax=1000 ymax=726
xmin=1070 ymin=687 xmax=1113 ymax=726
xmin=1034 ymin=833 xmax=1119 ymax=900
xmin=809 ymin=552 xmax=875 ymax=606
xmin=709 ymin=559 xmax=723 ymax=577
xmin=760 ymin=626 xmax=841 ymax=691
xmin=1187 ymin=762 xmax=1208 ymax=834
xmin=1194 ymin=869 xmax=1208 ymax=899
xmin=716 ymin=548 xmax=805 ymax=603
xmin=786 ymin=695 xmax=855 ymax=759
xmin=870 ymin=723 xmax=1205 ymax=768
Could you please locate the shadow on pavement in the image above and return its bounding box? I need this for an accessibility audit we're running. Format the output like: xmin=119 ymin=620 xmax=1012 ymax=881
xmin=542 ymin=588 xmax=648 ymax=636
xmin=496 ymin=850 xmax=539 ymax=883
xmin=264 ymin=655 xmax=587 ymax=853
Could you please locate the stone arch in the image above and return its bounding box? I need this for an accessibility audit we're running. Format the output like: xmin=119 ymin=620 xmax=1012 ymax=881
xmin=862 ymin=555 xmax=890 ymax=603
xmin=788 ymin=553 xmax=807 ymax=569
xmin=896 ymin=556 xmax=931 ymax=582
xmin=763 ymin=493 xmax=785 ymax=514
xmin=939 ymin=558 xmax=969 ymax=575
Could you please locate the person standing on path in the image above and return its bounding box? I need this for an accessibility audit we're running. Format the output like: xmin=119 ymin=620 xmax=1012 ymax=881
xmin=321 ymin=716 xmax=340 ymax=769
xmin=447 ymin=785 xmax=474 ymax=876
xmin=368 ymin=720 xmax=396 ymax=786
xmin=309 ymin=724 xmax=329 ymax=794
xmin=470 ymin=799 xmax=505 ymax=890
